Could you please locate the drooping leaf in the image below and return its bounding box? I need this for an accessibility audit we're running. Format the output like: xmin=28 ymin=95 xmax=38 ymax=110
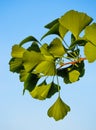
xmin=59 ymin=10 xmax=93 ymax=39
xmin=24 ymin=73 xmax=39 ymax=93
xmin=19 ymin=36 xmax=39 ymax=46
xmin=84 ymin=42 xmax=96 ymax=62
xmin=48 ymin=38 xmax=66 ymax=57
xmin=30 ymin=81 xmax=51 ymax=100
xmin=69 ymin=70 xmax=80 ymax=83
xmin=47 ymin=96 xmax=70 ymax=121
xmin=9 ymin=58 xmax=23 ymax=73
xmin=35 ymin=55 xmax=56 ymax=76
xmin=11 ymin=45 xmax=26 ymax=58
xmin=23 ymin=51 xmax=44 ymax=72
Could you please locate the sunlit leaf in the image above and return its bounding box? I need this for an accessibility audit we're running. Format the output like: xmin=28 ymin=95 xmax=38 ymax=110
xmin=23 ymin=51 xmax=44 ymax=72
xmin=84 ymin=42 xmax=96 ymax=62
xmin=48 ymin=38 xmax=66 ymax=57
xmin=59 ymin=10 xmax=93 ymax=39
xmin=30 ymin=81 xmax=51 ymax=100
xmin=19 ymin=36 xmax=39 ymax=46
xmin=35 ymin=55 xmax=56 ymax=76
xmin=69 ymin=70 xmax=80 ymax=82
xmin=47 ymin=96 xmax=70 ymax=121
xmin=84 ymin=23 xmax=96 ymax=45
xmin=11 ymin=45 xmax=26 ymax=58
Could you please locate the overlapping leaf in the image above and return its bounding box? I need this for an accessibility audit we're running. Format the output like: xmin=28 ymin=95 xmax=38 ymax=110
xmin=24 ymin=73 xmax=39 ymax=92
xmin=30 ymin=81 xmax=51 ymax=100
xmin=59 ymin=10 xmax=93 ymax=39
xmin=35 ymin=55 xmax=56 ymax=76
xmin=48 ymin=38 xmax=66 ymax=57
xmin=23 ymin=51 xmax=44 ymax=72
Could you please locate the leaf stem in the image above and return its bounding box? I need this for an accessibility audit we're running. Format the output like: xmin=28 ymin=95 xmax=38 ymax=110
xmin=56 ymin=76 xmax=60 ymax=97
xmin=58 ymin=57 xmax=87 ymax=69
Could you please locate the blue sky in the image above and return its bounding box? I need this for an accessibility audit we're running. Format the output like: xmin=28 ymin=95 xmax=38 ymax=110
xmin=0 ymin=0 xmax=96 ymax=130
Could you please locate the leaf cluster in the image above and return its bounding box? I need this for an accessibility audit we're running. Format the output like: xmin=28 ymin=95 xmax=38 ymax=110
xmin=9 ymin=10 xmax=96 ymax=121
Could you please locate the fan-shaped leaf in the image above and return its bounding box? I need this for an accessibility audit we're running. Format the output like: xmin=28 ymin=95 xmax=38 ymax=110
xmin=48 ymin=38 xmax=66 ymax=57
xmin=69 ymin=70 xmax=80 ymax=82
xmin=30 ymin=82 xmax=51 ymax=100
xmin=35 ymin=55 xmax=56 ymax=76
xmin=84 ymin=42 xmax=96 ymax=62
xmin=59 ymin=10 xmax=93 ymax=39
xmin=47 ymin=97 xmax=70 ymax=121
xmin=23 ymin=51 xmax=44 ymax=72
xmin=84 ymin=23 xmax=96 ymax=45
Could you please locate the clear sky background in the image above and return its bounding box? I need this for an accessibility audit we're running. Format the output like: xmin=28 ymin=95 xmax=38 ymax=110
xmin=0 ymin=0 xmax=96 ymax=130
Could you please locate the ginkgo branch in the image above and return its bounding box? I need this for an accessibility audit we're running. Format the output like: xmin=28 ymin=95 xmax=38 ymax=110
xmin=58 ymin=57 xmax=87 ymax=69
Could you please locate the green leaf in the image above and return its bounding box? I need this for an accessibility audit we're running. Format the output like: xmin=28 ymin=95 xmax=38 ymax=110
xmin=24 ymin=73 xmax=39 ymax=93
xmin=84 ymin=23 xmax=96 ymax=44
xmin=48 ymin=38 xmax=66 ymax=58
xmin=9 ymin=58 xmax=23 ymax=73
xmin=47 ymin=82 xmax=59 ymax=98
xmin=47 ymin=97 xmax=70 ymax=121
xmin=59 ymin=10 xmax=93 ymax=39
xmin=23 ymin=51 xmax=44 ymax=72
xmin=27 ymin=42 xmax=40 ymax=52
xmin=11 ymin=45 xmax=26 ymax=58
xmin=19 ymin=36 xmax=39 ymax=46
xmin=59 ymin=24 xmax=68 ymax=38
xmin=84 ymin=23 xmax=96 ymax=62
xmin=69 ymin=70 xmax=80 ymax=83
xmin=44 ymin=18 xmax=59 ymax=29
xmin=40 ymin=43 xmax=50 ymax=56
xmin=19 ymin=70 xmax=29 ymax=82
xmin=84 ymin=42 xmax=96 ymax=62
xmin=30 ymin=81 xmax=51 ymax=100
xmin=41 ymin=23 xmax=59 ymax=40
xmin=35 ymin=55 xmax=56 ymax=76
